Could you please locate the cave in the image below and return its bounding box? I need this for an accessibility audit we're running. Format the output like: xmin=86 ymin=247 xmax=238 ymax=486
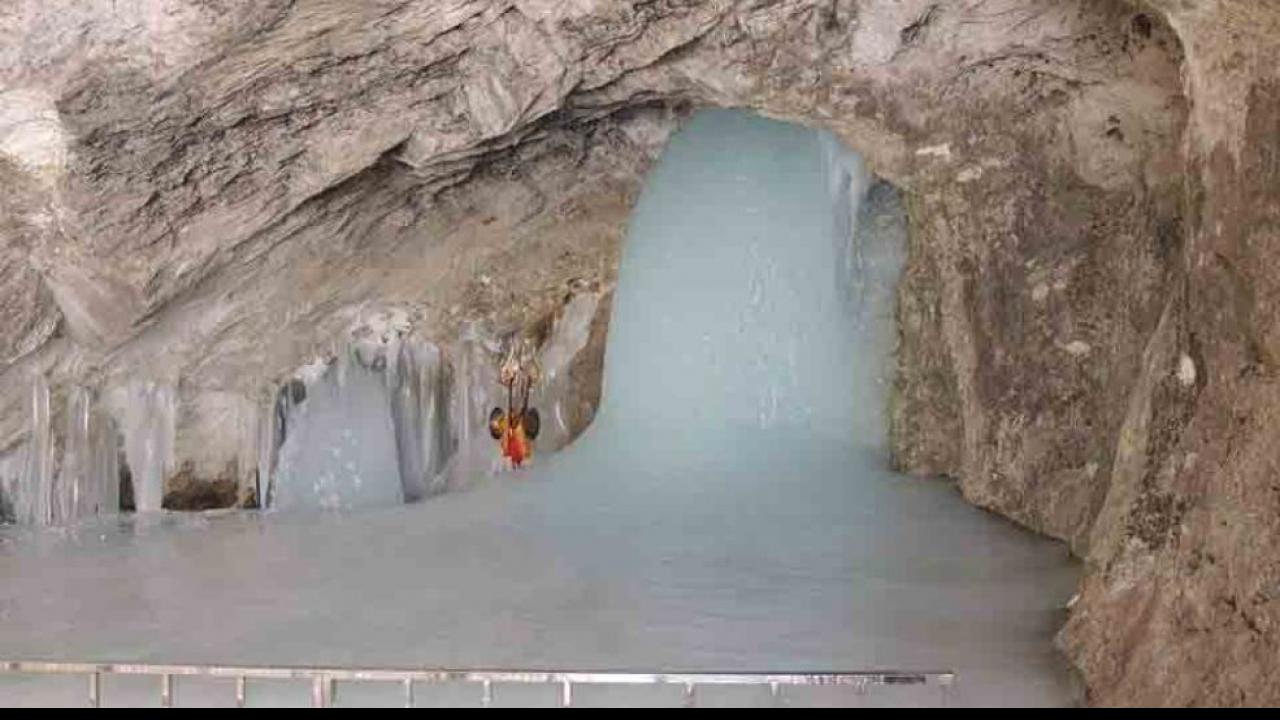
xmin=1 ymin=0 xmax=1279 ymax=708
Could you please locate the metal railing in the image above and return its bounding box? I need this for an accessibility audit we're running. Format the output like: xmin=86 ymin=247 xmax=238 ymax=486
xmin=1 ymin=660 xmax=955 ymax=707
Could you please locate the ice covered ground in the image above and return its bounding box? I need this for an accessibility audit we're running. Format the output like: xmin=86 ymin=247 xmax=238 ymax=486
xmin=0 ymin=111 xmax=1080 ymax=707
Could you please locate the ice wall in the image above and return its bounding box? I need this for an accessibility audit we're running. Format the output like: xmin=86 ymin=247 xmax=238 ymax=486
xmin=58 ymin=386 xmax=120 ymax=520
xmin=272 ymin=350 xmax=405 ymax=511
xmin=0 ymin=377 xmax=122 ymax=525
xmin=267 ymin=321 xmax=464 ymax=511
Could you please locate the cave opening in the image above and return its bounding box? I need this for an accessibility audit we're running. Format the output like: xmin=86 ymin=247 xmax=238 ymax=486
xmin=0 ymin=109 xmax=1080 ymax=708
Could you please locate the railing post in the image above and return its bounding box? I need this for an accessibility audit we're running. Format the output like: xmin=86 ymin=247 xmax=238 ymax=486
xmin=561 ymin=679 xmax=572 ymax=708
xmin=160 ymin=673 xmax=173 ymax=707
xmin=88 ymin=671 xmax=101 ymax=708
xmin=770 ymin=681 xmax=781 ymax=707
xmin=683 ymin=682 xmax=696 ymax=708
xmin=481 ymin=678 xmax=493 ymax=708
xmin=235 ymin=676 xmax=247 ymax=708
xmin=311 ymin=676 xmax=332 ymax=708
xmin=403 ymin=678 xmax=414 ymax=708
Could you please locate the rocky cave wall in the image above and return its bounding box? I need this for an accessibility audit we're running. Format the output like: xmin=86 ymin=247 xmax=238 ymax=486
xmin=1057 ymin=0 xmax=1280 ymax=706
xmin=0 ymin=0 xmax=1277 ymax=706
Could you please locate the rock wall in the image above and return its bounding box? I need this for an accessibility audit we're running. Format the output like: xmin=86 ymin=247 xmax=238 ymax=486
xmin=0 ymin=0 xmax=1276 ymax=705
xmin=1056 ymin=1 xmax=1280 ymax=706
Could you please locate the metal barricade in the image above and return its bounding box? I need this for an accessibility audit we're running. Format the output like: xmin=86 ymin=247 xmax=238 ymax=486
xmin=1 ymin=660 xmax=955 ymax=707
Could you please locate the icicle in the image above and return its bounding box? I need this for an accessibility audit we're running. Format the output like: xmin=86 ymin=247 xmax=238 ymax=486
xmin=57 ymin=386 xmax=93 ymax=523
xmin=458 ymin=329 xmax=473 ymax=443
xmin=259 ymin=375 xmax=308 ymax=510
xmin=118 ymin=381 xmax=176 ymax=513
xmin=18 ymin=374 xmax=54 ymax=525
xmin=87 ymin=400 xmax=120 ymax=519
xmin=0 ymin=442 xmax=25 ymax=523
xmin=426 ymin=349 xmax=452 ymax=492
xmin=820 ymin=131 xmax=873 ymax=323
xmin=449 ymin=322 xmax=496 ymax=485
xmin=255 ymin=394 xmax=278 ymax=509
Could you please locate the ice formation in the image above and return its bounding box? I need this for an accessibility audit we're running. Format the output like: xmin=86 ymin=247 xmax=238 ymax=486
xmin=267 ymin=310 xmax=461 ymax=510
xmin=113 ymin=381 xmax=177 ymax=513
xmin=0 ymin=376 xmax=121 ymax=524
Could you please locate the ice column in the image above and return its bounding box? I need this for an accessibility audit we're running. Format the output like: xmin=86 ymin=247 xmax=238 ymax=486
xmin=388 ymin=339 xmax=452 ymax=502
xmin=444 ymin=322 xmax=495 ymax=488
xmin=118 ymin=381 xmax=176 ymax=513
xmin=14 ymin=374 xmax=54 ymax=524
xmin=596 ymin=112 xmax=876 ymax=444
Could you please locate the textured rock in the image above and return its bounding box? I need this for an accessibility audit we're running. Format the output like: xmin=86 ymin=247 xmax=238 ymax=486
xmin=1056 ymin=1 xmax=1280 ymax=706
xmin=163 ymin=462 xmax=238 ymax=511
xmin=0 ymin=0 xmax=1276 ymax=705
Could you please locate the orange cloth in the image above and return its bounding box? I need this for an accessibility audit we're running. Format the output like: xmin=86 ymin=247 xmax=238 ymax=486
xmin=498 ymin=416 xmax=532 ymax=467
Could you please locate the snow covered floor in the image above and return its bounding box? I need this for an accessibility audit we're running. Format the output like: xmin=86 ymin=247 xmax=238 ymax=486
xmin=0 ymin=111 xmax=1080 ymax=707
